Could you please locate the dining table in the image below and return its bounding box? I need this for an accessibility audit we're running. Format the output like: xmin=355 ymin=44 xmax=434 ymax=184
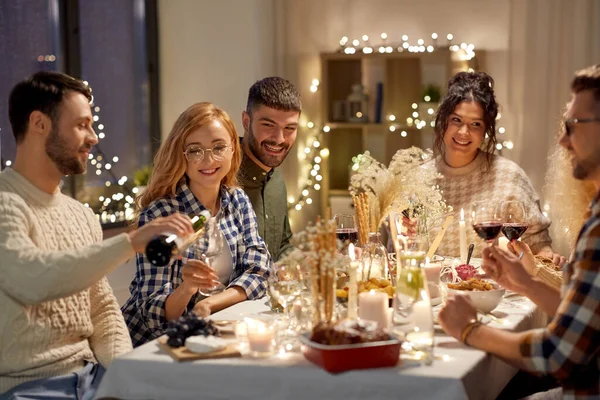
xmin=95 ymin=292 xmax=546 ymax=400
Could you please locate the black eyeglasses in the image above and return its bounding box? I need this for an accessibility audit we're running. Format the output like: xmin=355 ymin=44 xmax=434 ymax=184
xmin=564 ymin=118 xmax=600 ymax=136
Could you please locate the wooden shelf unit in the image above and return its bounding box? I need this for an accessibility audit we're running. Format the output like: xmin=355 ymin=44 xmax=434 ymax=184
xmin=318 ymin=49 xmax=483 ymax=216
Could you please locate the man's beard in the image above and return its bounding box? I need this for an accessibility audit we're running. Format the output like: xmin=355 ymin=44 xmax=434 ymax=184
xmin=247 ymin=123 xmax=290 ymax=168
xmin=45 ymin=126 xmax=88 ymax=175
xmin=572 ymin=153 xmax=600 ymax=180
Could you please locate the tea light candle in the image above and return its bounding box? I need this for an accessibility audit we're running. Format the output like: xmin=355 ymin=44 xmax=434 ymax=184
xmin=459 ymin=209 xmax=467 ymax=263
xmin=244 ymin=318 xmax=274 ymax=356
xmin=359 ymin=290 xmax=389 ymax=328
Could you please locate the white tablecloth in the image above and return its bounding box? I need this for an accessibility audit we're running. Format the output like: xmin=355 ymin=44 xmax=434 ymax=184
xmin=96 ymin=296 xmax=545 ymax=400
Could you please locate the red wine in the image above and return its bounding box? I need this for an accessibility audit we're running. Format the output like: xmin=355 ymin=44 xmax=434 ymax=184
xmin=146 ymin=210 xmax=211 ymax=266
xmin=472 ymin=222 xmax=503 ymax=241
xmin=502 ymin=223 xmax=529 ymax=241
xmin=336 ymin=228 xmax=358 ymax=244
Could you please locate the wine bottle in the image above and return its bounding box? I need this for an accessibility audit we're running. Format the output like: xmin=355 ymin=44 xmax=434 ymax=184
xmin=145 ymin=210 xmax=211 ymax=266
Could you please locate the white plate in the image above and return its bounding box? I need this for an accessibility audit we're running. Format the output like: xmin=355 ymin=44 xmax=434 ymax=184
xmin=185 ymin=335 xmax=229 ymax=353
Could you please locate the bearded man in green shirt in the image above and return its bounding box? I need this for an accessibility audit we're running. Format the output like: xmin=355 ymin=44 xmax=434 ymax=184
xmin=239 ymin=77 xmax=301 ymax=261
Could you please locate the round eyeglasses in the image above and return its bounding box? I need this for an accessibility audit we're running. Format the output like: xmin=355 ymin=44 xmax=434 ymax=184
xmin=183 ymin=143 xmax=232 ymax=164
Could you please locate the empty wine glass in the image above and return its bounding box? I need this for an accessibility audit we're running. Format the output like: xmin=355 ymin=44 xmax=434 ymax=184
xmin=470 ymin=201 xmax=502 ymax=244
xmin=499 ymin=200 xmax=529 ymax=241
xmin=267 ymin=261 xmax=302 ymax=313
xmin=197 ymin=218 xmax=229 ymax=296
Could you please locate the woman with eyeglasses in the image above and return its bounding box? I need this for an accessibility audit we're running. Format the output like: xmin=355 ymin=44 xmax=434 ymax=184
xmin=121 ymin=102 xmax=270 ymax=347
xmin=423 ymin=71 xmax=559 ymax=261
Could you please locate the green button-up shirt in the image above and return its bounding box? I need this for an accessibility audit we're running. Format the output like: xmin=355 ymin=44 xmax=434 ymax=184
xmin=238 ymin=151 xmax=293 ymax=262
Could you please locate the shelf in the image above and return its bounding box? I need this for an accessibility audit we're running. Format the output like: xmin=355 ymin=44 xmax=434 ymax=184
xmin=329 ymin=189 xmax=350 ymax=196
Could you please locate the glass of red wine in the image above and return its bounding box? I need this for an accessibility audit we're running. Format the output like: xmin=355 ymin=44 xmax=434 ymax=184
xmin=334 ymin=214 xmax=358 ymax=254
xmin=500 ymin=200 xmax=529 ymax=241
xmin=470 ymin=201 xmax=503 ymax=244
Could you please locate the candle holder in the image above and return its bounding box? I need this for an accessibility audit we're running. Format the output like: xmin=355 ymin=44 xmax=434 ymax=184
xmin=245 ymin=318 xmax=276 ymax=358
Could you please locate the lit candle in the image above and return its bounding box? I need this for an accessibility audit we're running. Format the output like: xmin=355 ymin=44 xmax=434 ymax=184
xmin=413 ymin=301 xmax=433 ymax=329
xmin=359 ymin=290 xmax=389 ymax=328
xmin=348 ymin=244 xmax=359 ymax=319
xmin=459 ymin=209 xmax=467 ymax=263
xmin=245 ymin=318 xmax=275 ymax=357
xmin=498 ymin=236 xmax=509 ymax=253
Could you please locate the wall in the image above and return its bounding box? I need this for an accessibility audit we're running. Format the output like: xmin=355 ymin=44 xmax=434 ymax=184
xmin=158 ymin=0 xmax=277 ymax=137
xmin=279 ymin=0 xmax=512 ymax=230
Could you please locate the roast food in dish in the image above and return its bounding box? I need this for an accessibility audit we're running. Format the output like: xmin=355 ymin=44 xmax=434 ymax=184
xmin=310 ymin=319 xmax=392 ymax=345
xmin=336 ymin=277 xmax=394 ymax=299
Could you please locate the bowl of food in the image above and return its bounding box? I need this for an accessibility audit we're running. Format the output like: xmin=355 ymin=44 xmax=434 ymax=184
xmin=446 ymin=278 xmax=505 ymax=313
xmin=300 ymin=319 xmax=402 ymax=373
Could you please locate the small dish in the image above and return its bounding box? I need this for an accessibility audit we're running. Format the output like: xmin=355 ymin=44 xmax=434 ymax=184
xmin=185 ymin=335 xmax=229 ymax=354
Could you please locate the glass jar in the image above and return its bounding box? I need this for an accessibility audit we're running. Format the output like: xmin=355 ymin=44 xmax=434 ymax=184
xmin=359 ymin=232 xmax=389 ymax=281
xmin=392 ymin=256 xmax=434 ymax=365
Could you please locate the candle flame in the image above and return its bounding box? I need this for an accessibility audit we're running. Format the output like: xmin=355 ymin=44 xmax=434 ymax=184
xmin=348 ymin=243 xmax=356 ymax=261
xmin=369 ymin=289 xmax=376 ymax=294
xmin=460 ymin=208 xmax=464 ymax=221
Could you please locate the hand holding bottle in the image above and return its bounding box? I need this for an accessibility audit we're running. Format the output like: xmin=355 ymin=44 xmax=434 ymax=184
xmin=128 ymin=213 xmax=194 ymax=253
xmin=144 ymin=210 xmax=212 ymax=266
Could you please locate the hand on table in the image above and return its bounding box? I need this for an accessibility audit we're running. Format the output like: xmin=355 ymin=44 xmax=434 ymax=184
xmin=536 ymin=248 xmax=566 ymax=268
xmin=192 ymin=301 xmax=211 ymax=318
xmin=437 ymin=293 xmax=478 ymax=341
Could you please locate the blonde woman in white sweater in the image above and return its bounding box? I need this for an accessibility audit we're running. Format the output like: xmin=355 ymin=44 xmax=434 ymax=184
xmin=0 ymin=72 xmax=194 ymax=399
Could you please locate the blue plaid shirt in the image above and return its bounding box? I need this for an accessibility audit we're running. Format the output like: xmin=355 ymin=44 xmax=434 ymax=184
xmin=121 ymin=182 xmax=271 ymax=347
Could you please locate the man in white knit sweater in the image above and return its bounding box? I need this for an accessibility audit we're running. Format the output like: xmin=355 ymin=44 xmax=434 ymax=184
xmin=0 ymin=72 xmax=194 ymax=399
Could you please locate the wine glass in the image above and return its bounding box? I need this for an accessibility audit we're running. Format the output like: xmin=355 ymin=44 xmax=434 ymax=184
xmin=470 ymin=201 xmax=503 ymax=244
xmin=334 ymin=213 xmax=358 ymax=255
xmin=196 ymin=218 xmax=228 ymax=296
xmin=267 ymin=261 xmax=302 ymax=313
xmin=499 ymin=200 xmax=529 ymax=241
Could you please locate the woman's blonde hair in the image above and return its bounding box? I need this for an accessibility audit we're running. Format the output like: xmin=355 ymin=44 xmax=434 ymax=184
xmin=135 ymin=102 xmax=241 ymax=221
xmin=544 ymin=115 xmax=597 ymax=254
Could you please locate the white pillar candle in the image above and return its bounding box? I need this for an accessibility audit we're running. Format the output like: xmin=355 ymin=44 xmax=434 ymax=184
xmin=498 ymin=236 xmax=509 ymax=253
xmin=423 ymin=261 xmax=442 ymax=299
xmin=245 ymin=318 xmax=275 ymax=356
xmin=459 ymin=208 xmax=468 ymax=263
xmin=348 ymin=261 xmax=359 ymax=319
xmin=412 ymin=300 xmax=434 ymax=331
xmin=359 ymin=290 xmax=389 ymax=328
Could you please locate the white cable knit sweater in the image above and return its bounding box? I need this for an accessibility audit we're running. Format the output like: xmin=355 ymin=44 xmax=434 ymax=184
xmin=0 ymin=168 xmax=134 ymax=392
xmin=425 ymin=151 xmax=552 ymax=258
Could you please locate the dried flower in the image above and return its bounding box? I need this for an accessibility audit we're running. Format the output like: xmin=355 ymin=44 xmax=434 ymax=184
xmin=349 ymin=147 xmax=448 ymax=230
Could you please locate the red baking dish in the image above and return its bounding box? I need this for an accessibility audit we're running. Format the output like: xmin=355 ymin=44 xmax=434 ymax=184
xmin=299 ymin=332 xmax=402 ymax=374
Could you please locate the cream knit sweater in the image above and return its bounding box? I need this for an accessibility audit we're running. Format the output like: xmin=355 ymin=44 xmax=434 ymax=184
xmin=425 ymin=151 xmax=552 ymax=259
xmin=0 ymin=169 xmax=134 ymax=392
